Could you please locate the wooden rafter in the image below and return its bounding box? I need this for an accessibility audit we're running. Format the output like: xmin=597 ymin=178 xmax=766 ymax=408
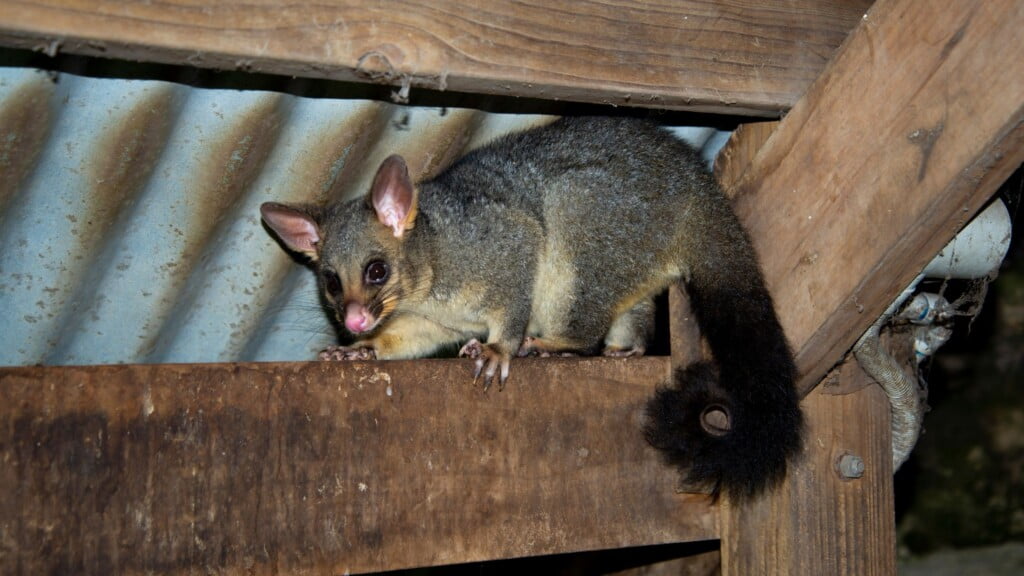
xmin=728 ymin=0 xmax=1024 ymax=395
xmin=0 ymin=0 xmax=870 ymax=116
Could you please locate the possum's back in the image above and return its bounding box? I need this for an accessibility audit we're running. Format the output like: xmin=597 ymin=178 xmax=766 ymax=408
xmin=430 ymin=116 xmax=721 ymax=229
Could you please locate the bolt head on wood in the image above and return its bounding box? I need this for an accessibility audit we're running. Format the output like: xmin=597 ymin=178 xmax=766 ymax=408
xmin=837 ymin=453 xmax=865 ymax=479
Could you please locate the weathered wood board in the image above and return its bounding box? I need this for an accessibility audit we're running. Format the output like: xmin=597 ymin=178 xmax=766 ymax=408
xmin=726 ymin=0 xmax=1024 ymax=394
xmin=0 ymin=0 xmax=871 ymax=116
xmin=0 ymin=358 xmax=717 ymax=574
xmin=720 ymin=363 xmax=895 ymax=575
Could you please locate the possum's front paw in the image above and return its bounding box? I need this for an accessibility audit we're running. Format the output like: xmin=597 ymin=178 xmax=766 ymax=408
xmin=458 ymin=338 xmax=510 ymax=391
xmin=319 ymin=345 xmax=377 ymax=361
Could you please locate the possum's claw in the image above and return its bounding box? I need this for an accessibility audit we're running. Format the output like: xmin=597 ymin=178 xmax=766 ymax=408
xmin=459 ymin=338 xmax=510 ymax=391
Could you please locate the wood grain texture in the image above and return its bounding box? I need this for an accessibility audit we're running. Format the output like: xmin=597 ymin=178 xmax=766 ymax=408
xmin=713 ymin=120 xmax=780 ymax=195
xmin=720 ymin=364 xmax=895 ymax=575
xmin=0 ymin=358 xmax=717 ymax=575
xmin=0 ymin=0 xmax=871 ymax=116
xmin=728 ymin=0 xmax=1024 ymax=394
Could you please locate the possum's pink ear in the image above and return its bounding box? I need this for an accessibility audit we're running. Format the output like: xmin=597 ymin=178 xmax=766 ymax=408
xmin=371 ymin=154 xmax=417 ymax=238
xmin=260 ymin=202 xmax=322 ymax=260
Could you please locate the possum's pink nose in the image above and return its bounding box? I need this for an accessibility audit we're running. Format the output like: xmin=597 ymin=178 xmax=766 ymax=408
xmin=344 ymin=302 xmax=375 ymax=334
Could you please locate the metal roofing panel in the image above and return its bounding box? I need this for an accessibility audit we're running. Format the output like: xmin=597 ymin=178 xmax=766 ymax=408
xmin=0 ymin=67 xmax=729 ymax=367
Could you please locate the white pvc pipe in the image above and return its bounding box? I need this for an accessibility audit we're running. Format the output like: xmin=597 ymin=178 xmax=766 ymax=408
xmin=924 ymin=200 xmax=1012 ymax=280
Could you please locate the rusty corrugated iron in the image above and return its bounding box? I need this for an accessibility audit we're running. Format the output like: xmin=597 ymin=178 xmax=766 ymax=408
xmin=0 ymin=67 xmax=728 ymax=366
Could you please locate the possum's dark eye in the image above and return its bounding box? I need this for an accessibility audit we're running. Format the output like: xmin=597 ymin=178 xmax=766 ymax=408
xmin=364 ymin=260 xmax=390 ymax=286
xmin=322 ymin=269 xmax=342 ymax=295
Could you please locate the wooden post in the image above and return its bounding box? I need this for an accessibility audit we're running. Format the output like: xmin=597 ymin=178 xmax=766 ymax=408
xmin=720 ymin=361 xmax=896 ymax=575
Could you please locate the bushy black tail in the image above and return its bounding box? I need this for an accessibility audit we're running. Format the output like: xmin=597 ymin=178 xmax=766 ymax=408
xmin=644 ymin=246 xmax=804 ymax=500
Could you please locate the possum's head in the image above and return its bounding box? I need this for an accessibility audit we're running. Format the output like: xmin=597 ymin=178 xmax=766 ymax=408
xmin=260 ymin=154 xmax=427 ymax=337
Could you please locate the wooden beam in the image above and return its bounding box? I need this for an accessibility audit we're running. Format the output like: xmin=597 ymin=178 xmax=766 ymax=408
xmin=713 ymin=120 xmax=780 ymax=195
xmin=726 ymin=0 xmax=1024 ymax=394
xmin=0 ymin=0 xmax=871 ymax=116
xmin=720 ymin=361 xmax=895 ymax=575
xmin=0 ymin=358 xmax=717 ymax=574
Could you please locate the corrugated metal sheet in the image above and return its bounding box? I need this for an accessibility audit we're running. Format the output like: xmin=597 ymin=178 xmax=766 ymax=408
xmin=0 ymin=67 xmax=729 ymax=367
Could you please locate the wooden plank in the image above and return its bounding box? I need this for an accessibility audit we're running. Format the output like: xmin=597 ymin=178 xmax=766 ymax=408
xmin=713 ymin=120 xmax=780 ymax=195
xmin=0 ymin=358 xmax=717 ymax=575
xmin=720 ymin=362 xmax=895 ymax=575
xmin=0 ymin=0 xmax=871 ymax=116
xmin=726 ymin=0 xmax=1024 ymax=394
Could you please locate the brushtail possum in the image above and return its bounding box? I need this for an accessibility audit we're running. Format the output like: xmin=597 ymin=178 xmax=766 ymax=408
xmin=260 ymin=116 xmax=803 ymax=499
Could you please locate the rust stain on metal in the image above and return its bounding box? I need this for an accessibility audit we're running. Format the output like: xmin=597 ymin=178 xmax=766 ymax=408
xmin=414 ymin=109 xmax=486 ymax=179
xmin=85 ymin=86 xmax=181 ymax=250
xmin=133 ymin=94 xmax=292 ymax=361
xmin=38 ymin=86 xmax=184 ymax=363
xmin=194 ymin=94 xmax=287 ymax=239
xmin=0 ymin=74 xmax=54 ymax=212
xmin=298 ymin=102 xmax=390 ymax=204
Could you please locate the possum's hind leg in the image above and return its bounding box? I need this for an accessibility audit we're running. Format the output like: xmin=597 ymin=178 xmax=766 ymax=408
xmin=518 ymin=298 xmax=653 ymax=358
xmin=517 ymin=335 xmax=587 ymax=357
xmin=602 ymin=298 xmax=654 ymax=357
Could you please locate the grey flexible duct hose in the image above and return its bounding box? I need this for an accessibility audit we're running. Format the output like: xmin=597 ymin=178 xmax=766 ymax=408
xmin=854 ymin=318 xmax=924 ymax=471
